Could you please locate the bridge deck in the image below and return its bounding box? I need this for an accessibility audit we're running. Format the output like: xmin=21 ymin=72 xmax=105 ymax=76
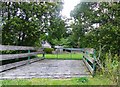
xmin=0 ymin=59 xmax=91 ymax=79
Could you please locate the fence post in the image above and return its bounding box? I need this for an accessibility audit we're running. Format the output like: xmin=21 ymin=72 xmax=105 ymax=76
xmin=28 ymin=50 xmax=30 ymax=64
xmin=43 ymin=52 xmax=45 ymax=59
xmin=93 ymin=49 xmax=96 ymax=77
xmin=56 ymin=49 xmax=58 ymax=59
xmin=71 ymin=49 xmax=72 ymax=59
xmin=86 ymin=51 xmax=88 ymax=62
xmin=43 ymin=48 xmax=45 ymax=59
xmin=83 ymin=49 xmax=85 ymax=59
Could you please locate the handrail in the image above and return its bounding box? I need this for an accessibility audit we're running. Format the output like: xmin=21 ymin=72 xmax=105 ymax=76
xmin=0 ymin=52 xmax=43 ymax=61
xmin=0 ymin=45 xmax=41 ymax=51
xmin=83 ymin=48 xmax=96 ymax=76
xmin=0 ymin=45 xmax=45 ymax=72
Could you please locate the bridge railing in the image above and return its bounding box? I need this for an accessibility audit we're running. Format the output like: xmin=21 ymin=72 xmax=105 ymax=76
xmin=0 ymin=45 xmax=45 ymax=72
xmin=83 ymin=48 xmax=96 ymax=76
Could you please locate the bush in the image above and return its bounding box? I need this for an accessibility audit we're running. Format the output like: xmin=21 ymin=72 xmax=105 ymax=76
xmin=44 ymin=48 xmax=54 ymax=54
xmin=97 ymin=52 xmax=119 ymax=84
xmin=104 ymin=53 xmax=119 ymax=83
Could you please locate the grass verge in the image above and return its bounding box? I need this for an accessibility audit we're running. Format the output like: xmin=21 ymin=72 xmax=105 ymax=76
xmin=0 ymin=75 xmax=115 ymax=85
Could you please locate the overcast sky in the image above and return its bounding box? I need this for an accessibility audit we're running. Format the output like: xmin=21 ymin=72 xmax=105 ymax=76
xmin=61 ymin=0 xmax=81 ymax=18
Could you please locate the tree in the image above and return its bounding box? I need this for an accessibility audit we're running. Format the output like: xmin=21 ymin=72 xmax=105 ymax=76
xmin=70 ymin=2 xmax=120 ymax=54
xmin=1 ymin=2 xmax=65 ymax=46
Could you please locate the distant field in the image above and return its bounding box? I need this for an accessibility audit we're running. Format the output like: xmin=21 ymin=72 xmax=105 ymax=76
xmin=37 ymin=53 xmax=83 ymax=60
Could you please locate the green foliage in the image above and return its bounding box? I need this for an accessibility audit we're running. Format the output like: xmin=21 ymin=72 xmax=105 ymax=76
xmin=52 ymin=38 xmax=70 ymax=47
xmin=96 ymin=52 xmax=119 ymax=83
xmin=103 ymin=53 xmax=119 ymax=83
xmin=47 ymin=18 xmax=67 ymax=45
xmin=70 ymin=2 xmax=119 ymax=83
xmin=70 ymin=2 xmax=120 ymax=54
xmin=2 ymin=16 xmax=41 ymax=46
xmin=76 ymin=77 xmax=88 ymax=83
xmin=44 ymin=48 xmax=54 ymax=54
xmin=1 ymin=2 xmax=65 ymax=47
xmin=85 ymin=23 xmax=120 ymax=54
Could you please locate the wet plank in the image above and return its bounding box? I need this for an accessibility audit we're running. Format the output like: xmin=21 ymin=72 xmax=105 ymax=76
xmin=0 ymin=59 xmax=91 ymax=79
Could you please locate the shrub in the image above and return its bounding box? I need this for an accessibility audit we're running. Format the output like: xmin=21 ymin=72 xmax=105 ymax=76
xmin=97 ymin=52 xmax=119 ymax=84
xmin=77 ymin=77 xmax=88 ymax=83
xmin=44 ymin=48 xmax=54 ymax=54
xmin=104 ymin=53 xmax=119 ymax=83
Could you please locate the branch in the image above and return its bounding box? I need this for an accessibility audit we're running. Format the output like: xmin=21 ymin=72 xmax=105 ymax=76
xmin=96 ymin=44 xmax=106 ymax=69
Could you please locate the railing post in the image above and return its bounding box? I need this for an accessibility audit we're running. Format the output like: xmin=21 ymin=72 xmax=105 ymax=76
xmin=93 ymin=60 xmax=96 ymax=77
xmin=57 ymin=49 xmax=58 ymax=59
xmin=28 ymin=50 xmax=30 ymax=64
xmin=93 ymin=49 xmax=96 ymax=77
xmin=70 ymin=48 xmax=72 ymax=59
xmin=43 ymin=48 xmax=45 ymax=59
xmin=83 ymin=49 xmax=85 ymax=59
xmin=86 ymin=51 xmax=88 ymax=62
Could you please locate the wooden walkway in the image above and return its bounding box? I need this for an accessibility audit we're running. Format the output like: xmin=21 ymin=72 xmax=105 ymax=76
xmin=0 ymin=59 xmax=91 ymax=79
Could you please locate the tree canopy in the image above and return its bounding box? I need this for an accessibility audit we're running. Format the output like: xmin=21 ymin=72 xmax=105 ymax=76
xmin=1 ymin=1 xmax=120 ymax=55
xmin=1 ymin=2 xmax=66 ymax=46
xmin=70 ymin=2 xmax=120 ymax=54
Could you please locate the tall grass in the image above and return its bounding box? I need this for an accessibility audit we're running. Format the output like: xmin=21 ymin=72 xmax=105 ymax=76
xmin=96 ymin=52 xmax=119 ymax=84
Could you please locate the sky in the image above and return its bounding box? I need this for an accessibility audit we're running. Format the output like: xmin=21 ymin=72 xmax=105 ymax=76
xmin=61 ymin=0 xmax=81 ymax=18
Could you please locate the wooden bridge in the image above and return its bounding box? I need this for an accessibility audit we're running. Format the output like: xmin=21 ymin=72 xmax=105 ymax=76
xmin=0 ymin=45 xmax=96 ymax=79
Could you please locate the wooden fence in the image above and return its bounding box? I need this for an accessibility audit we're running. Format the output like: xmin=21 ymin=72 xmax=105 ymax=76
xmin=0 ymin=45 xmax=45 ymax=72
xmin=83 ymin=48 xmax=96 ymax=76
xmin=0 ymin=45 xmax=96 ymax=76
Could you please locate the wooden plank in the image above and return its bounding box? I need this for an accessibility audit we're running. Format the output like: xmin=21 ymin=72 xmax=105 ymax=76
xmin=83 ymin=54 xmax=94 ymax=64
xmin=0 ymin=52 xmax=44 ymax=61
xmin=0 ymin=45 xmax=43 ymax=51
xmin=29 ymin=57 xmax=44 ymax=63
xmin=0 ymin=58 xmax=44 ymax=72
xmin=83 ymin=58 xmax=94 ymax=75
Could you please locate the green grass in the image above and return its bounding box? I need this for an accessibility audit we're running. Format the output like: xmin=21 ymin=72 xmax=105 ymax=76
xmin=37 ymin=53 xmax=83 ymax=60
xmin=0 ymin=75 xmax=115 ymax=85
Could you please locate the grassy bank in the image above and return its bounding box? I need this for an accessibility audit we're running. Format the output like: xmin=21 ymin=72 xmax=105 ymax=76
xmin=37 ymin=53 xmax=83 ymax=60
xmin=0 ymin=75 xmax=115 ymax=85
